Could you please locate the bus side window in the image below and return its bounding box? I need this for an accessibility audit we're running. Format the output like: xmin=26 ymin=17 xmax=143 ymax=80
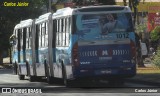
xmin=59 ymin=19 xmax=62 ymax=46
xmin=39 ymin=24 xmax=42 ymax=48
xmin=29 ymin=27 xmax=32 ymax=49
xmin=65 ymin=17 xmax=70 ymax=46
xmin=25 ymin=27 xmax=31 ymax=49
xmin=17 ymin=29 xmax=21 ymax=63
xmin=26 ymin=27 xmax=29 ymax=49
xmin=52 ymin=20 xmax=56 ymax=48
xmin=56 ymin=19 xmax=61 ymax=46
xmin=35 ymin=24 xmax=39 ymax=63
xmin=45 ymin=22 xmax=48 ymax=47
xmin=20 ymin=29 xmax=23 ymax=51
xmin=64 ymin=18 xmax=67 ymax=46
xmin=56 ymin=19 xmax=59 ymax=46
xmin=68 ymin=17 xmax=71 ymax=46
xmin=62 ymin=18 xmax=65 ymax=46
xmin=23 ymin=28 xmax=26 ymax=50
xmin=14 ymin=29 xmax=18 ymax=50
xmin=42 ymin=23 xmax=45 ymax=48
xmin=23 ymin=28 xmax=26 ymax=62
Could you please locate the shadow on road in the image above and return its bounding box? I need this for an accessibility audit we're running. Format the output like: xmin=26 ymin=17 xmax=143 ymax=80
xmin=0 ymin=69 xmax=13 ymax=74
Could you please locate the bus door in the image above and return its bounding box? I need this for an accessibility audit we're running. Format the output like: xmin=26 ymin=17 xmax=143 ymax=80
xmin=17 ymin=29 xmax=21 ymax=63
xmin=18 ymin=28 xmax=26 ymax=63
xmin=22 ymin=28 xmax=26 ymax=63
xmin=35 ymin=22 xmax=49 ymax=76
xmin=35 ymin=24 xmax=39 ymax=67
xmin=18 ymin=28 xmax=27 ymax=74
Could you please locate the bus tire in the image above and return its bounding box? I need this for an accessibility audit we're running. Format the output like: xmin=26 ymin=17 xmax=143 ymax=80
xmin=62 ymin=63 xmax=72 ymax=87
xmin=13 ymin=62 xmax=18 ymax=75
xmin=18 ymin=75 xmax=25 ymax=80
xmin=108 ymin=79 xmax=125 ymax=87
xmin=18 ymin=64 xmax=25 ymax=80
xmin=26 ymin=61 xmax=30 ymax=76
xmin=44 ymin=60 xmax=54 ymax=84
xmin=62 ymin=63 xmax=66 ymax=84
xmin=29 ymin=76 xmax=36 ymax=82
xmin=47 ymin=76 xmax=55 ymax=84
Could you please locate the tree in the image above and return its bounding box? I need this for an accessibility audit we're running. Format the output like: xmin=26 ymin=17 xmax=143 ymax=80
xmin=150 ymin=26 xmax=160 ymax=42
xmin=0 ymin=0 xmax=47 ymax=65
xmin=97 ymin=0 xmax=116 ymax=5
xmin=123 ymin=0 xmax=127 ymax=6
xmin=122 ymin=0 xmax=140 ymax=25
xmin=150 ymin=26 xmax=160 ymax=50
xmin=152 ymin=47 xmax=160 ymax=69
xmin=72 ymin=0 xmax=116 ymax=6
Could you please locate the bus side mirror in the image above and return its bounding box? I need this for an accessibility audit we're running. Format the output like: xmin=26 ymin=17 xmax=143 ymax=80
xmin=9 ymin=34 xmax=16 ymax=46
xmin=10 ymin=40 xmax=16 ymax=46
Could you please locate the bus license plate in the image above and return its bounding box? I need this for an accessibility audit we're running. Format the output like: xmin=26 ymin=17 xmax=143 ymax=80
xmin=95 ymin=70 xmax=112 ymax=75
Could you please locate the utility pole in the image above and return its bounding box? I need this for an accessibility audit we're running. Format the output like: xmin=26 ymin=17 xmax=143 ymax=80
xmin=49 ymin=0 xmax=52 ymax=12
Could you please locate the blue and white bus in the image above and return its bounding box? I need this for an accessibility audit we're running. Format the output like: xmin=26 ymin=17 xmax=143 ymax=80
xmin=10 ymin=5 xmax=136 ymax=87
xmin=46 ymin=5 xmax=136 ymax=86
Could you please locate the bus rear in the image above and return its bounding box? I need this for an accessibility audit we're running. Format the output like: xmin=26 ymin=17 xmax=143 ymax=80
xmin=71 ymin=6 xmax=136 ymax=80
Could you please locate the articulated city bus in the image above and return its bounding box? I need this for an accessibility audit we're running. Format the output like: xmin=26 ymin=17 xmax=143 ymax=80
xmin=10 ymin=5 xmax=136 ymax=87
xmin=46 ymin=5 xmax=136 ymax=86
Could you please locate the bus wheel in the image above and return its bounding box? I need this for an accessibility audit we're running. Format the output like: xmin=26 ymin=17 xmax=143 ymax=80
xmin=18 ymin=75 xmax=25 ymax=80
xmin=61 ymin=63 xmax=70 ymax=87
xmin=62 ymin=64 xmax=66 ymax=84
xmin=26 ymin=62 xmax=30 ymax=76
xmin=13 ymin=62 xmax=17 ymax=75
xmin=29 ymin=76 xmax=36 ymax=82
xmin=44 ymin=60 xmax=54 ymax=84
xmin=108 ymin=79 xmax=125 ymax=87
xmin=47 ymin=76 xmax=55 ymax=84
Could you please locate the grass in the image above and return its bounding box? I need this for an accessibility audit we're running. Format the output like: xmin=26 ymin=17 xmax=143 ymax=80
xmin=137 ymin=66 xmax=160 ymax=74
xmin=137 ymin=69 xmax=160 ymax=74
xmin=136 ymin=57 xmax=160 ymax=74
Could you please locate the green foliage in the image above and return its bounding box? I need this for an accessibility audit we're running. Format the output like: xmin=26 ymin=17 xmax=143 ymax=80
xmin=133 ymin=0 xmax=140 ymax=7
xmin=97 ymin=0 xmax=116 ymax=5
xmin=135 ymin=20 xmax=147 ymax=33
xmin=72 ymin=0 xmax=116 ymax=5
xmin=150 ymin=26 xmax=160 ymax=42
xmin=152 ymin=47 xmax=160 ymax=68
xmin=0 ymin=0 xmax=47 ymax=55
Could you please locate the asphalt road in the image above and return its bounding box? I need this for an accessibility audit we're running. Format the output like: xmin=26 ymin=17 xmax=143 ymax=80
xmin=0 ymin=69 xmax=159 ymax=95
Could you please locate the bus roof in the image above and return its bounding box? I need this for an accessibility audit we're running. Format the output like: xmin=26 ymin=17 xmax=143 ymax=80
xmin=52 ymin=5 xmax=131 ymax=19
xmin=20 ymin=19 xmax=33 ymax=28
xmin=35 ymin=12 xmax=52 ymax=24
xmin=52 ymin=7 xmax=73 ymax=19
xmin=14 ymin=19 xmax=33 ymax=30
xmin=14 ymin=23 xmax=21 ymax=29
xmin=76 ymin=5 xmax=131 ymax=12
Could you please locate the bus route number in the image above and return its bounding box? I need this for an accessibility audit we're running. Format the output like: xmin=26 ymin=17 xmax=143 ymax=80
xmin=116 ymin=33 xmax=129 ymax=38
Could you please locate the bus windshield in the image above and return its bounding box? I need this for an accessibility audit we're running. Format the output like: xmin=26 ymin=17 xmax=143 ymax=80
xmin=74 ymin=13 xmax=134 ymax=39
